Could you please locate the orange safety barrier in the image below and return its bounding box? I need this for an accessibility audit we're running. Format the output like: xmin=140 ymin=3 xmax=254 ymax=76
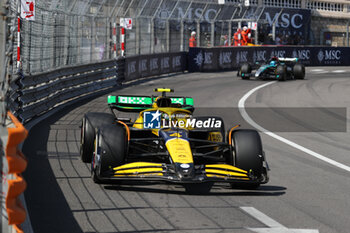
xmin=5 ymin=111 xmax=28 ymax=233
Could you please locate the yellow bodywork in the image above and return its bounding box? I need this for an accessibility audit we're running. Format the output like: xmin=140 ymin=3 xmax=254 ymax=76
xmin=208 ymin=131 xmax=223 ymax=142
xmin=113 ymin=162 xmax=164 ymax=177
xmin=165 ymin=138 xmax=193 ymax=164
xmin=247 ymin=43 xmax=260 ymax=46
xmin=205 ymin=164 xmax=249 ymax=180
xmin=112 ymin=162 xmax=249 ymax=180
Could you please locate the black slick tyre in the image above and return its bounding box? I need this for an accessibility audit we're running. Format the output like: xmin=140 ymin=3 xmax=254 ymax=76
xmin=277 ymin=65 xmax=287 ymax=81
xmin=91 ymin=124 xmax=127 ymax=183
xmin=240 ymin=63 xmax=252 ymax=80
xmin=229 ymin=129 xmax=264 ymax=189
xmin=80 ymin=112 xmax=115 ymax=163
xmin=293 ymin=63 xmax=305 ymax=79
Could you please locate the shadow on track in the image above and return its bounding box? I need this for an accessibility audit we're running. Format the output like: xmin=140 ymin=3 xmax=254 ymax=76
xmin=104 ymin=183 xmax=286 ymax=196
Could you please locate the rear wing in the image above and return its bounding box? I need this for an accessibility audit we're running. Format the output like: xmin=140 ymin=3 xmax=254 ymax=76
xmin=107 ymin=95 xmax=194 ymax=112
xmin=279 ymin=58 xmax=298 ymax=62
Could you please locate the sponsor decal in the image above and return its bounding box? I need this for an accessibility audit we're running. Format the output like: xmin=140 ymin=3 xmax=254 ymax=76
xmin=161 ymin=57 xmax=170 ymax=70
xmin=204 ymin=52 xmax=213 ymax=65
xmin=194 ymin=52 xmax=204 ymax=67
xmin=155 ymin=5 xmax=217 ymax=29
xmin=219 ymin=52 xmax=232 ymax=66
xmin=317 ymin=50 xmax=324 ymax=63
xmin=128 ymin=61 xmax=137 ymax=75
xmin=21 ymin=0 xmax=35 ymax=20
xmin=139 ymin=59 xmax=148 ymax=73
xmin=253 ymin=50 xmax=266 ymax=63
xmin=265 ymin=12 xmax=303 ymax=29
xmin=236 ymin=51 xmax=248 ymax=64
xmin=170 ymin=133 xmax=182 ymax=138
xmin=172 ymin=56 xmax=181 ymax=68
xmin=180 ymin=163 xmax=191 ymax=169
xmin=270 ymin=50 xmax=286 ymax=58
xmin=292 ymin=49 xmax=310 ymax=60
xmin=150 ymin=58 xmax=159 ymax=71
xmin=317 ymin=49 xmax=341 ymax=64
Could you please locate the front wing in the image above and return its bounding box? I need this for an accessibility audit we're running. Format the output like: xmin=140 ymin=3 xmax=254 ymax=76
xmin=96 ymin=162 xmax=268 ymax=184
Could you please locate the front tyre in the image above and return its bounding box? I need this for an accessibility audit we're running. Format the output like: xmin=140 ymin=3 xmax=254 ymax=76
xmin=91 ymin=124 xmax=127 ymax=183
xmin=277 ymin=65 xmax=287 ymax=81
xmin=240 ymin=63 xmax=252 ymax=80
xmin=229 ymin=129 xmax=264 ymax=189
xmin=80 ymin=112 xmax=115 ymax=163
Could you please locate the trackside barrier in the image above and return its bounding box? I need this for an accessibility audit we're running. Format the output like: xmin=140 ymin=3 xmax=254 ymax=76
xmin=8 ymin=59 xmax=123 ymax=123
xmin=5 ymin=112 xmax=28 ymax=233
xmin=188 ymin=46 xmax=350 ymax=72
xmin=124 ymin=52 xmax=187 ymax=81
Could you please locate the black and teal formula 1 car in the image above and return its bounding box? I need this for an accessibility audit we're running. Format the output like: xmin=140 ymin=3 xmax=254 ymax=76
xmin=237 ymin=57 xmax=305 ymax=81
xmin=80 ymin=88 xmax=269 ymax=192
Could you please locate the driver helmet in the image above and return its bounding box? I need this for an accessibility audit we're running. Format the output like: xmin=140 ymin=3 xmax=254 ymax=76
xmin=270 ymin=60 xmax=277 ymax=66
xmin=155 ymin=96 xmax=172 ymax=107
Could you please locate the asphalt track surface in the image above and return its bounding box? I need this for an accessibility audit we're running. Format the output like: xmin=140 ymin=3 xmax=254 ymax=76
xmin=23 ymin=67 xmax=350 ymax=233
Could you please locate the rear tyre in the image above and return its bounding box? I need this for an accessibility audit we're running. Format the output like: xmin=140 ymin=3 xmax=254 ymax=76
xmin=229 ymin=129 xmax=264 ymax=189
xmin=293 ymin=63 xmax=305 ymax=79
xmin=240 ymin=63 xmax=252 ymax=80
xmin=277 ymin=65 xmax=287 ymax=81
xmin=91 ymin=124 xmax=127 ymax=183
xmin=80 ymin=113 xmax=115 ymax=163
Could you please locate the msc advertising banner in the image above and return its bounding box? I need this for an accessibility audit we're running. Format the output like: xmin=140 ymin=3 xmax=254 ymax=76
xmin=125 ymin=52 xmax=187 ymax=81
xmin=189 ymin=47 xmax=350 ymax=72
xmin=154 ymin=1 xmax=311 ymax=38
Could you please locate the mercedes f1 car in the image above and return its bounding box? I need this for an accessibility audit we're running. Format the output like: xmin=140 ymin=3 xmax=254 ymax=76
xmin=237 ymin=57 xmax=305 ymax=81
xmin=80 ymin=88 xmax=269 ymax=191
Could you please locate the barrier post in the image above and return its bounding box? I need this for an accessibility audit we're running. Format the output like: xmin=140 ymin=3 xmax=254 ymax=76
xmin=112 ymin=22 xmax=117 ymax=58
xmin=210 ymin=22 xmax=215 ymax=47
xmin=17 ymin=2 xmax=20 ymax=69
xmin=121 ymin=27 xmax=125 ymax=57
xmin=196 ymin=20 xmax=200 ymax=47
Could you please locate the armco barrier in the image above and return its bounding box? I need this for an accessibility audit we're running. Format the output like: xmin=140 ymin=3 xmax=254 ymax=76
xmin=188 ymin=47 xmax=350 ymax=72
xmin=5 ymin=112 xmax=28 ymax=233
xmin=124 ymin=52 xmax=187 ymax=81
xmin=8 ymin=59 xmax=123 ymax=123
xmin=6 ymin=52 xmax=187 ymax=124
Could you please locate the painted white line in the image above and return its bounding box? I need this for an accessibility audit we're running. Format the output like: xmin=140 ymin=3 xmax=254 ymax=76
xmin=310 ymin=69 xmax=324 ymax=72
xmin=240 ymin=207 xmax=286 ymax=229
xmin=331 ymin=70 xmax=346 ymax=73
xmin=248 ymin=228 xmax=319 ymax=233
xmin=238 ymin=81 xmax=350 ymax=173
xmin=241 ymin=207 xmax=319 ymax=233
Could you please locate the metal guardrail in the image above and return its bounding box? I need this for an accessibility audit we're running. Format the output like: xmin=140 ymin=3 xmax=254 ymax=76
xmin=8 ymin=59 xmax=122 ymax=123
xmin=6 ymin=51 xmax=188 ymax=124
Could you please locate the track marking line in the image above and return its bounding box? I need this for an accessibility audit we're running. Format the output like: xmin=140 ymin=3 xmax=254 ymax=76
xmin=238 ymin=81 xmax=350 ymax=173
xmin=309 ymin=69 xmax=328 ymax=74
xmin=240 ymin=207 xmax=319 ymax=233
xmin=331 ymin=70 xmax=346 ymax=73
xmin=241 ymin=207 xmax=286 ymax=229
xmin=310 ymin=69 xmax=325 ymax=72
